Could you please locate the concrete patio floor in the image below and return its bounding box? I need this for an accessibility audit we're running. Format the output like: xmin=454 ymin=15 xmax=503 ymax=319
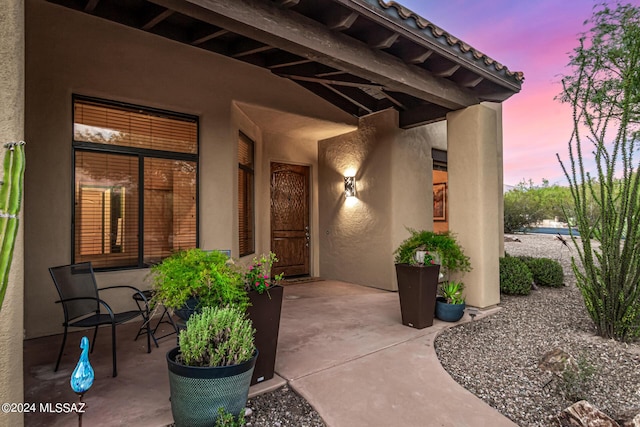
xmin=23 ymin=280 xmax=516 ymax=426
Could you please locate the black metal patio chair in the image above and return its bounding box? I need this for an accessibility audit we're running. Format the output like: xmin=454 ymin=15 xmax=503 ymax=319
xmin=49 ymin=262 xmax=151 ymax=377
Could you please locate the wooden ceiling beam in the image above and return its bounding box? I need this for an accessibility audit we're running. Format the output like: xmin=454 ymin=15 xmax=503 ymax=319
xmin=84 ymin=0 xmax=99 ymax=13
xmin=147 ymin=0 xmax=479 ymax=109
xmin=366 ymin=32 xmax=399 ymax=49
xmin=321 ymin=84 xmax=374 ymax=114
xmin=324 ymin=11 xmax=359 ymax=31
xmin=142 ymin=9 xmax=174 ymax=31
xmin=280 ymin=74 xmax=382 ymax=90
xmin=191 ymin=28 xmax=228 ymax=45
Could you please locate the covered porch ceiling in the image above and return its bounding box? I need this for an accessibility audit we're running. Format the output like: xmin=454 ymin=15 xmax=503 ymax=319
xmin=46 ymin=0 xmax=524 ymax=129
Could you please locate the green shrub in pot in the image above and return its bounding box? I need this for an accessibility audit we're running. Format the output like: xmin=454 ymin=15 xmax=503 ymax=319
xmin=394 ymin=228 xmax=471 ymax=275
xmin=150 ymin=248 xmax=248 ymax=314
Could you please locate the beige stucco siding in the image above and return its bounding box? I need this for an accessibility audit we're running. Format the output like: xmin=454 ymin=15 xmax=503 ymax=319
xmin=0 ymin=1 xmax=25 ymax=425
xmin=24 ymin=0 xmax=354 ymax=338
xmin=318 ymin=109 xmax=443 ymax=291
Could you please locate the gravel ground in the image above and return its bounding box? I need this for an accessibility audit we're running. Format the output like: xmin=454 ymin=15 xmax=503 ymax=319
xmin=245 ymin=385 xmax=325 ymax=427
xmin=243 ymin=233 xmax=640 ymax=426
xmin=435 ymin=233 xmax=640 ymax=426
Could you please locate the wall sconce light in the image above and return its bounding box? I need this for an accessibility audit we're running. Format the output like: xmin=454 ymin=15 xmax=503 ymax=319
xmin=344 ymin=176 xmax=356 ymax=198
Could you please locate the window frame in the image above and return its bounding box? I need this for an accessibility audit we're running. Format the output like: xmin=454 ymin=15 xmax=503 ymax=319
xmin=71 ymin=94 xmax=199 ymax=270
xmin=238 ymin=131 xmax=255 ymax=257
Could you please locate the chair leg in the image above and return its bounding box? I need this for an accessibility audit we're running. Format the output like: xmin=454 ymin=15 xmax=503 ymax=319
xmin=54 ymin=326 xmax=68 ymax=372
xmin=90 ymin=325 xmax=99 ymax=353
xmin=111 ymin=323 xmax=117 ymax=377
xmin=146 ymin=309 xmax=151 ymax=354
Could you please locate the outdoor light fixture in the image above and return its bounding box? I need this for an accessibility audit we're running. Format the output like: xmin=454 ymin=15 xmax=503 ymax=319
xmin=344 ymin=176 xmax=356 ymax=198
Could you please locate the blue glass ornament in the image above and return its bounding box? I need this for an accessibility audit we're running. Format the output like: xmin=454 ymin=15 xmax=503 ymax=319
xmin=70 ymin=336 xmax=94 ymax=395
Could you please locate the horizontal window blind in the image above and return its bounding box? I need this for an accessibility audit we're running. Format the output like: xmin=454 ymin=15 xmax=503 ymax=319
xmin=74 ymin=99 xmax=197 ymax=154
xmin=144 ymin=158 xmax=197 ymax=265
xmin=73 ymin=97 xmax=198 ymax=269
xmin=75 ymin=151 xmax=139 ymax=269
xmin=238 ymin=133 xmax=254 ymax=257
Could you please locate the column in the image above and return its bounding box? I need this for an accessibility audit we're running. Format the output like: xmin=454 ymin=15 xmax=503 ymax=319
xmin=447 ymin=104 xmax=502 ymax=308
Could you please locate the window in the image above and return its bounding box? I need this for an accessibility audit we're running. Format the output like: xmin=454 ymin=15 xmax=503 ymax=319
xmin=238 ymin=132 xmax=255 ymax=257
xmin=73 ymin=96 xmax=198 ymax=269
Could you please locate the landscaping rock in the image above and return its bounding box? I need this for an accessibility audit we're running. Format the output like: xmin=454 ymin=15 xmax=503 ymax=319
xmin=616 ymin=408 xmax=640 ymax=427
xmin=557 ymin=401 xmax=620 ymax=427
xmin=539 ymin=348 xmax=577 ymax=374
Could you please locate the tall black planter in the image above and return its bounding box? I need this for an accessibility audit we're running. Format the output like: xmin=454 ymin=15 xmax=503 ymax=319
xmin=395 ymin=264 xmax=440 ymax=329
xmin=247 ymin=285 xmax=283 ymax=385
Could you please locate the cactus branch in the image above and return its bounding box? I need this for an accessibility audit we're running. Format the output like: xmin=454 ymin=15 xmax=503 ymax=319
xmin=0 ymin=141 xmax=26 ymax=312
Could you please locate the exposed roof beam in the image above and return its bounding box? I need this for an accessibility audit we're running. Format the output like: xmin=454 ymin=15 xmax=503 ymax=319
xmin=281 ymin=74 xmax=383 ymax=90
xmin=380 ymin=91 xmax=406 ymax=110
xmin=294 ymin=81 xmax=361 ymax=116
xmin=324 ymin=10 xmax=359 ymax=31
xmin=84 ymin=0 xmax=99 ymax=13
xmin=268 ymin=58 xmax=313 ymax=69
xmin=142 ymin=9 xmax=174 ymax=31
xmin=431 ymin=64 xmax=460 ymax=78
xmin=458 ymin=75 xmax=484 ymax=88
xmin=191 ymin=28 xmax=228 ymax=45
xmin=315 ymin=70 xmax=346 ymax=77
xmin=330 ymin=0 xmax=521 ymax=93
xmin=148 ymin=0 xmax=479 ymax=110
xmin=273 ymin=0 xmax=299 ymax=8
xmin=366 ymin=32 xmax=399 ymax=49
xmin=231 ymin=44 xmax=275 ymax=58
xmin=397 ymin=45 xmax=432 ymax=64
xmin=321 ymin=84 xmax=374 ymax=114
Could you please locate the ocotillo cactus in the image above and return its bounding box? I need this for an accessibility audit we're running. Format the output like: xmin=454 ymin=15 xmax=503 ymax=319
xmin=0 ymin=141 xmax=26 ymax=312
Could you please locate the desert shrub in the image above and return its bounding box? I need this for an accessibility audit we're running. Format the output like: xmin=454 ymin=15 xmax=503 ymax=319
xmin=520 ymin=257 xmax=564 ymax=288
xmin=499 ymin=257 xmax=532 ymax=295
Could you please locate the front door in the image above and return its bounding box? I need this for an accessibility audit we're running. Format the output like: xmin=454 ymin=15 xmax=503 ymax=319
xmin=270 ymin=162 xmax=310 ymax=277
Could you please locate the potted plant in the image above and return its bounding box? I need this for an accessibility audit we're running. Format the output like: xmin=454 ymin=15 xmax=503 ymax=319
xmin=393 ymin=229 xmax=471 ymax=329
xmin=150 ymin=249 xmax=248 ymax=320
xmin=166 ymin=305 xmax=257 ymax=427
xmin=436 ymin=280 xmax=466 ymax=322
xmin=244 ymin=252 xmax=284 ymax=385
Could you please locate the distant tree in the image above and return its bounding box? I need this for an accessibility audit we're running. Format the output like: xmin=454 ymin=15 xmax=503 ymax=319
xmin=503 ymin=179 xmax=574 ymax=232
xmin=557 ymin=2 xmax=640 ymax=341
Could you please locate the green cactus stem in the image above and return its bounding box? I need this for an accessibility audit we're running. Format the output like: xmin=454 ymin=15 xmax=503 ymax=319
xmin=0 ymin=141 xmax=26 ymax=312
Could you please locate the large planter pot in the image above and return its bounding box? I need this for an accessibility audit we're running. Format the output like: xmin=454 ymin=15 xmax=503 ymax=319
xmin=395 ymin=264 xmax=440 ymax=329
xmin=435 ymin=297 xmax=466 ymax=322
xmin=174 ymin=297 xmax=200 ymax=321
xmin=247 ymin=285 xmax=283 ymax=385
xmin=166 ymin=347 xmax=257 ymax=427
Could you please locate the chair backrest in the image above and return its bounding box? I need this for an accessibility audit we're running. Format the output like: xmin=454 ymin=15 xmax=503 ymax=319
xmin=49 ymin=263 xmax=100 ymax=322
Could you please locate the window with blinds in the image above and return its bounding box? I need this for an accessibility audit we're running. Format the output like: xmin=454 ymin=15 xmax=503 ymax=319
xmin=73 ymin=96 xmax=198 ymax=269
xmin=238 ymin=132 xmax=255 ymax=257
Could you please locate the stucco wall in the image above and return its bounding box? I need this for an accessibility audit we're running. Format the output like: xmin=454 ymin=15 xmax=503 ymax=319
xmin=319 ymin=110 xmax=441 ymax=291
xmin=0 ymin=1 xmax=24 ymax=425
xmin=447 ymin=104 xmax=502 ymax=307
xmin=24 ymin=0 xmax=354 ymax=338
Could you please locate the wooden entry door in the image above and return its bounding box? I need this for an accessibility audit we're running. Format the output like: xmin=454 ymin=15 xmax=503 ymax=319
xmin=270 ymin=163 xmax=310 ymax=277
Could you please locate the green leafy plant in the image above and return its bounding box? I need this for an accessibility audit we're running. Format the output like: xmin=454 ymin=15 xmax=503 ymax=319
xmin=178 ymin=305 xmax=255 ymax=367
xmin=440 ymin=281 xmax=465 ymax=304
xmin=499 ymin=256 xmax=532 ymax=295
xmin=556 ymin=355 xmax=597 ymax=403
xmin=214 ymin=407 xmax=246 ymax=427
xmin=519 ymin=256 xmax=564 ymax=288
xmin=244 ymin=252 xmax=284 ymax=295
xmin=150 ymin=248 xmax=248 ymax=313
xmin=557 ymin=2 xmax=640 ymax=341
xmin=394 ymin=229 xmax=471 ymax=274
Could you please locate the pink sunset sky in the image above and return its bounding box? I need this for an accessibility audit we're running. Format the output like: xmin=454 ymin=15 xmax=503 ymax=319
xmin=398 ymin=0 xmax=639 ymax=186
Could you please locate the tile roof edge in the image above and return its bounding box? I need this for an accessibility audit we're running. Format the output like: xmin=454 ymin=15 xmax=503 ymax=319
xmin=376 ymin=0 xmax=525 ymax=83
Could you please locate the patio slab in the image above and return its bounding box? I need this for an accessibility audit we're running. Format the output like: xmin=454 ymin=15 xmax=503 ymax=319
xmin=23 ymin=279 xmax=515 ymax=426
